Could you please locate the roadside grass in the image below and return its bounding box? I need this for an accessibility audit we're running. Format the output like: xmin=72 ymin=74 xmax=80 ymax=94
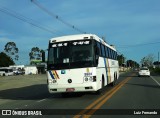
xmin=154 ymin=67 xmax=160 ymax=74
xmin=150 ymin=67 xmax=160 ymax=75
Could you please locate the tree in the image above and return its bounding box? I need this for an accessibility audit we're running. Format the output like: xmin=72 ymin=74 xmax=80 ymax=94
xmin=0 ymin=52 xmax=15 ymax=67
xmin=29 ymin=47 xmax=44 ymax=64
xmin=140 ymin=54 xmax=155 ymax=67
xmin=4 ymin=42 xmax=19 ymax=61
xmin=153 ymin=61 xmax=160 ymax=65
xmin=117 ymin=54 xmax=126 ymax=66
xmin=126 ymin=60 xmax=139 ymax=68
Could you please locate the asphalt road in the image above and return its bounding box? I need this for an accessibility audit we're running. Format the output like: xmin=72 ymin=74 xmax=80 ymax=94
xmin=0 ymin=71 xmax=160 ymax=118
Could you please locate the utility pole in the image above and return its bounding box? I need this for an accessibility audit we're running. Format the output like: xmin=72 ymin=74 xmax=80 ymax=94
xmin=158 ymin=52 xmax=159 ymax=68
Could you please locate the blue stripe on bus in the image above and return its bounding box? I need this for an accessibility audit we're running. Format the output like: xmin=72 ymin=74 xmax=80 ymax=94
xmin=49 ymin=70 xmax=55 ymax=79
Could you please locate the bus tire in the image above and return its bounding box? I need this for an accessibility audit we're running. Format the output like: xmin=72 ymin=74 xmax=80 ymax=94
xmin=101 ymin=75 xmax=105 ymax=89
xmin=111 ymin=72 xmax=117 ymax=86
xmin=95 ymin=75 xmax=104 ymax=95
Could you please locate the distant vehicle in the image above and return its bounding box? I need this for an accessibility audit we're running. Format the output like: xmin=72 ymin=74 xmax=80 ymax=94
xmin=133 ymin=68 xmax=138 ymax=71
xmin=0 ymin=67 xmax=14 ymax=76
xmin=45 ymin=34 xmax=119 ymax=94
xmin=9 ymin=65 xmax=25 ymax=75
xmin=14 ymin=69 xmax=25 ymax=75
xmin=138 ymin=67 xmax=150 ymax=77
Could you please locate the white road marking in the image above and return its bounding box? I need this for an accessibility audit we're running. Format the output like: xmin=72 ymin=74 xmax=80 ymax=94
xmin=37 ymin=99 xmax=46 ymax=102
xmin=25 ymin=104 xmax=28 ymax=107
xmin=150 ymin=76 xmax=160 ymax=86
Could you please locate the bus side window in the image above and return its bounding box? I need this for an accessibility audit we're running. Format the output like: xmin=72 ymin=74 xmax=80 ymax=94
xmin=112 ymin=51 xmax=115 ymax=60
xmin=113 ymin=51 xmax=116 ymax=60
xmin=108 ymin=48 xmax=111 ymax=58
xmin=96 ymin=42 xmax=102 ymax=56
xmin=105 ymin=47 xmax=109 ymax=58
xmin=110 ymin=49 xmax=113 ymax=59
xmin=115 ymin=52 xmax=118 ymax=60
xmin=111 ymin=49 xmax=113 ymax=59
xmin=101 ymin=44 xmax=106 ymax=57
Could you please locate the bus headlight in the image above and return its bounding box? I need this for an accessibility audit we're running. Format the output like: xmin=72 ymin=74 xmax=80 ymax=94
xmin=84 ymin=76 xmax=96 ymax=82
xmin=48 ymin=79 xmax=53 ymax=84
xmin=89 ymin=77 xmax=93 ymax=81
xmin=85 ymin=77 xmax=88 ymax=82
xmin=53 ymin=79 xmax=57 ymax=83
xmin=48 ymin=79 xmax=57 ymax=84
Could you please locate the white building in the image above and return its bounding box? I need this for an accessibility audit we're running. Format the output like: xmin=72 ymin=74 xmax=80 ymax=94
xmin=24 ymin=66 xmax=38 ymax=75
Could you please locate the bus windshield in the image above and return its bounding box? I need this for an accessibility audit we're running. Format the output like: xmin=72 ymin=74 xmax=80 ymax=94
xmin=48 ymin=40 xmax=95 ymax=70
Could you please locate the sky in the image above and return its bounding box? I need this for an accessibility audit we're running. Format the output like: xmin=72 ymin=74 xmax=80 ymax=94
xmin=0 ymin=0 xmax=160 ymax=65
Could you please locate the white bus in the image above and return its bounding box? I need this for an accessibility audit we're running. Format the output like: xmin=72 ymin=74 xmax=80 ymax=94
xmin=46 ymin=34 xmax=119 ymax=94
xmin=0 ymin=67 xmax=14 ymax=76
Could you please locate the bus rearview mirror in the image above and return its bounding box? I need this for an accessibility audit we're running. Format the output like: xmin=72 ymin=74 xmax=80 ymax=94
xmin=42 ymin=52 xmax=45 ymax=62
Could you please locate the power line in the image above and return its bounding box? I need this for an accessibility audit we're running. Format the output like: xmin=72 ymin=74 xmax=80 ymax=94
xmin=0 ymin=6 xmax=65 ymax=35
xmin=31 ymin=0 xmax=86 ymax=34
xmin=117 ymin=41 xmax=160 ymax=48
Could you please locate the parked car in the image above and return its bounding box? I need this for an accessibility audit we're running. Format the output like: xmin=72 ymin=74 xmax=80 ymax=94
xmin=138 ymin=67 xmax=150 ymax=77
xmin=13 ymin=68 xmax=25 ymax=75
xmin=14 ymin=70 xmax=25 ymax=75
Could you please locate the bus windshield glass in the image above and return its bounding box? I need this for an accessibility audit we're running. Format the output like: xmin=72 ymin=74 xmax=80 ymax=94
xmin=48 ymin=40 xmax=94 ymax=70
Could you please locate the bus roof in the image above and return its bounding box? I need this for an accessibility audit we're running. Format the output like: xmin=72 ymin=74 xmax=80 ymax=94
xmin=0 ymin=67 xmax=13 ymax=70
xmin=49 ymin=34 xmax=116 ymax=50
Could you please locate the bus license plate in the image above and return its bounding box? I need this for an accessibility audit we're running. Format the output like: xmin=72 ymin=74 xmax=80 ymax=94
xmin=66 ymin=88 xmax=75 ymax=92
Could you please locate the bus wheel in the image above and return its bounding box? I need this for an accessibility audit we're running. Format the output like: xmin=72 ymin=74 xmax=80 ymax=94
xmin=101 ymin=75 xmax=105 ymax=89
xmin=3 ymin=73 xmax=5 ymax=76
xmin=111 ymin=73 xmax=117 ymax=86
xmin=95 ymin=76 xmax=104 ymax=95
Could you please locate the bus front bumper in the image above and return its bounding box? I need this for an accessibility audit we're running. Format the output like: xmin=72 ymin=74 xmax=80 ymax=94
xmin=48 ymin=82 xmax=98 ymax=93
